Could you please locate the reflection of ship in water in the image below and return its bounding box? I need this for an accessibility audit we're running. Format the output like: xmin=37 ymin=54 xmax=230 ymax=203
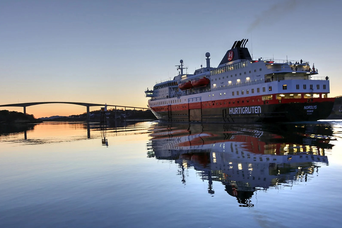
xmin=147 ymin=122 xmax=334 ymax=207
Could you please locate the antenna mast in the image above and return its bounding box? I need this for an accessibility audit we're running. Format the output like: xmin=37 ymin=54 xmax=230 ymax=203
xmin=175 ymin=59 xmax=187 ymax=75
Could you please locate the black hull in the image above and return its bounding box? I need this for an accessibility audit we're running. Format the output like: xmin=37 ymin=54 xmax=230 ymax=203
xmin=151 ymin=101 xmax=334 ymax=123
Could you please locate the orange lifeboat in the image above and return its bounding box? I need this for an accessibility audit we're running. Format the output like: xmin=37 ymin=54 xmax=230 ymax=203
xmin=178 ymin=81 xmax=192 ymax=90
xmin=191 ymin=77 xmax=210 ymax=87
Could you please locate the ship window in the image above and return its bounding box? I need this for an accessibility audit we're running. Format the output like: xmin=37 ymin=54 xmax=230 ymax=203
xmin=257 ymin=88 xmax=260 ymax=93
xmin=283 ymin=84 xmax=287 ymax=90
xmin=232 ymin=91 xmax=235 ymax=96
xmin=262 ymin=95 xmax=273 ymax=101
xmin=323 ymin=85 xmax=327 ymax=89
xmin=244 ymin=72 xmax=246 ymax=74
xmin=231 ymin=75 xmax=233 ymax=77
xmin=251 ymin=88 xmax=254 ymax=93
xmin=262 ymin=87 xmax=266 ymax=92
xmin=260 ymin=68 xmax=262 ymax=71
xmin=296 ymin=84 xmax=299 ymax=89
xmin=254 ymin=69 xmax=256 ymax=72
xmin=303 ymin=84 xmax=306 ymax=89
xmin=220 ymin=93 xmax=222 ymax=96
xmin=235 ymin=74 xmax=237 ymax=76
xmin=246 ymin=89 xmax=249 ymax=94
xmin=237 ymin=91 xmax=239 ymax=95
xmin=269 ymin=86 xmax=272 ymax=91
xmin=316 ymin=84 xmax=320 ymax=89
xmin=239 ymin=73 xmax=242 ymax=75
xmin=310 ymin=84 xmax=313 ymax=90
xmin=228 ymin=80 xmax=232 ymax=85
xmin=241 ymin=90 xmax=244 ymax=95
xmin=249 ymin=71 xmax=251 ymax=73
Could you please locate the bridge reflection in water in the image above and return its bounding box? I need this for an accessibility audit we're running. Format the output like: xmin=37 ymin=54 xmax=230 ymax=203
xmin=0 ymin=120 xmax=144 ymax=147
xmin=0 ymin=121 xmax=110 ymax=141
xmin=147 ymin=122 xmax=334 ymax=207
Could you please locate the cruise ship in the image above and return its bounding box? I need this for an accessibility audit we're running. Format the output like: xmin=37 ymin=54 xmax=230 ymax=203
xmin=145 ymin=39 xmax=335 ymax=123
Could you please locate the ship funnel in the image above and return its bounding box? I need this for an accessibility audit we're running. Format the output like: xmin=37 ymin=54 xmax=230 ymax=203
xmin=205 ymin=52 xmax=210 ymax=68
xmin=218 ymin=39 xmax=252 ymax=66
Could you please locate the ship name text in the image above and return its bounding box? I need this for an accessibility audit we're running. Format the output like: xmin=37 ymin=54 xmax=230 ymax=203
xmin=229 ymin=106 xmax=262 ymax=115
xmin=304 ymin=105 xmax=317 ymax=110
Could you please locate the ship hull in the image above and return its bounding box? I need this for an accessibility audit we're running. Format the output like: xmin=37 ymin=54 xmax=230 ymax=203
xmin=150 ymin=100 xmax=335 ymax=123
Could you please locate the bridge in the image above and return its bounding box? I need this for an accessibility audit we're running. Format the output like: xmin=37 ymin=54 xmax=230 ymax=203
xmin=0 ymin=101 xmax=148 ymax=121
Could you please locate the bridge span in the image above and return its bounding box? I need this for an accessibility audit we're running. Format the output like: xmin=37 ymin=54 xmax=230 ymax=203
xmin=0 ymin=101 xmax=148 ymax=120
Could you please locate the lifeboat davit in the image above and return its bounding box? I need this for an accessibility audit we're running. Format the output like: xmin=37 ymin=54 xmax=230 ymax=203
xmin=191 ymin=77 xmax=210 ymax=87
xmin=178 ymin=81 xmax=192 ymax=90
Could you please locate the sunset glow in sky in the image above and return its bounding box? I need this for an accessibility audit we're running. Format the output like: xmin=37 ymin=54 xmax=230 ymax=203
xmin=1 ymin=0 xmax=342 ymax=118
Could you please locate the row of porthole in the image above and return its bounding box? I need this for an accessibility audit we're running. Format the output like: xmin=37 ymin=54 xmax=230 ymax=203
xmin=155 ymin=98 xmax=263 ymax=110
xmin=213 ymin=68 xmax=263 ymax=79
xmin=153 ymin=81 xmax=178 ymax=90
xmin=292 ymin=84 xmax=327 ymax=90
xmin=211 ymin=62 xmax=248 ymax=75
xmin=209 ymin=87 xmax=271 ymax=98
xmin=203 ymin=99 xmax=262 ymax=106
xmin=211 ymin=61 xmax=262 ymax=76
xmin=153 ymin=99 xmax=182 ymax=106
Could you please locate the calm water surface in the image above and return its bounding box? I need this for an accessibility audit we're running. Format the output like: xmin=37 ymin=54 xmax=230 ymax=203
xmin=1 ymin=120 xmax=342 ymax=228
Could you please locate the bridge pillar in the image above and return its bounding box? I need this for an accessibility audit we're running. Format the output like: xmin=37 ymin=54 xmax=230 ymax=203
xmin=114 ymin=106 xmax=117 ymax=126
xmin=125 ymin=107 xmax=127 ymax=120
xmin=86 ymin=106 xmax=90 ymax=139
xmin=23 ymin=106 xmax=26 ymax=115
xmin=86 ymin=106 xmax=90 ymax=121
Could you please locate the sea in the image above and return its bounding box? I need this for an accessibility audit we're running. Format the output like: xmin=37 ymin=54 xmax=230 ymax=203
xmin=1 ymin=120 xmax=342 ymax=228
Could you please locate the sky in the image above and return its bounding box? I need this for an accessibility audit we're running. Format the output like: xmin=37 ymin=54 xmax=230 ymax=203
xmin=1 ymin=0 xmax=342 ymax=118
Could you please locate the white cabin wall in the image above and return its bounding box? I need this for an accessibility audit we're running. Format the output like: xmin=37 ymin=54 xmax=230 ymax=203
xmin=211 ymin=61 xmax=271 ymax=91
xmin=276 ymin=79 xmax=330 ymax=94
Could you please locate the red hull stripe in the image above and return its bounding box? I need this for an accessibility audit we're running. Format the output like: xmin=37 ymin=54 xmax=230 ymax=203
xmin=150 ymin=95 xmax=334 ymax=113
